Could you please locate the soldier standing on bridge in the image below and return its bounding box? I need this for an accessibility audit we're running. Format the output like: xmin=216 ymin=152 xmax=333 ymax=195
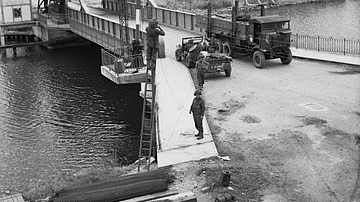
xmin=145 ymin=19 xmax=165 ymax=70
xmin=189 ymin=90 xmax=205 ymax=140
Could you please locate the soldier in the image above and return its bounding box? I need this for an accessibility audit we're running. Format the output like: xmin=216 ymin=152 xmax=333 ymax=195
xmin=195 ymin=54 xmax=208 ymax=90
xmin=208 ymin=33 xmax=218 ymax=53
xmin=184 ymin=39 xmax=200 ymax=68
xmin=189 ymin=90 xmax=206 ymax=140
xmin=145 ymin=19 xmax=165 ymax=69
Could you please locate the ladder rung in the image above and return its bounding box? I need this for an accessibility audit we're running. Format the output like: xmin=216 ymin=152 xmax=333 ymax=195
xmin=141 ymin=148 xmax=150 ymax=151
xmin=142 ymin=140 xmax=151 ymax=143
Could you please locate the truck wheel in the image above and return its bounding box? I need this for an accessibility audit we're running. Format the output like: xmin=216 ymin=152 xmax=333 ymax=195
xmin=217 ymin=41 xmax=223 ymax=53
xmin=223 ymin=42 xmax=232 ymax=56
xmin=225 ymin=70 xmax=231 ymax=77
xmin=253 ymin=51 xmax=266 ymax=69
xmin=280 ymin=47 xmax=292 ymax=64
xmin=175 ymin=49 xmax=182 ymax=61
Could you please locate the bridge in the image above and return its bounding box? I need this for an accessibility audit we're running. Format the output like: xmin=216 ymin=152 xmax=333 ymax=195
xmin=64 ymin=0 xmax=219 ymax=167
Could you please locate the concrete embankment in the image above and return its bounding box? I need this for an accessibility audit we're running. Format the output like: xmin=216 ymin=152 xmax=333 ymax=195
xmin=275 ymin=0 xmax=335 ymax=5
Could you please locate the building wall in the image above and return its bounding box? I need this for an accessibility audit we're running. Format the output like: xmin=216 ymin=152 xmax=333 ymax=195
xmin=0 ymin=0 xmax=32 ymax=24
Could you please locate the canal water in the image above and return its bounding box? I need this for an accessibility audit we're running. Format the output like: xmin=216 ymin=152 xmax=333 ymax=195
xmin=261 ymin=0 xmax=360 ymax=39
xmin=0 ymin=44 xmax=143 ymax=193
xmin=0 ymin=0 xmax=359 ymax=195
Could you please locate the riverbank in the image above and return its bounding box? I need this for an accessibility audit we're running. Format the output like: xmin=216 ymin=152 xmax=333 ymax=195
xmin=153 ymin=0 xmax=338 ymax=14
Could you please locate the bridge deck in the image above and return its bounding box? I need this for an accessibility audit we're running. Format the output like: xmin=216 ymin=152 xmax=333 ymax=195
xmin=155 ymin=58 xmax=218 ymax=167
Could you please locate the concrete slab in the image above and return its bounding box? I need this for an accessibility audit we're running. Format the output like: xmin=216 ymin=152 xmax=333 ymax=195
xmin=155 ymin=58 xmax=218 ymax=167
xmin=100 ymin=66 xmax=147 ymax=84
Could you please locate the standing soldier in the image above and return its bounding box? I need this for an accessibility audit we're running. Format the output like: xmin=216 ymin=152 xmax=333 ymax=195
xmin=189 ymin=90 xmax=206 ymax=140
xmin=195 ymin=54 xmax=208 ymax=90
xmin=145 ymin=19 xmax=165 ymax=69
xmin=208 ymin=33 xmax=218 ymax=53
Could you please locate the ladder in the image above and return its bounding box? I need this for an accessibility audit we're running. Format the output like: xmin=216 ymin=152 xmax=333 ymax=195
xmin=138 ymin=64 xmax=156 ymax=172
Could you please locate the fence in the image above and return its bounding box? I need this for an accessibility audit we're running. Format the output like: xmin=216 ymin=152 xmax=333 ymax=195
xmin=101 ymin=47 xmax=145 ymax=74
xmin=291 ymin=34 xmax=360 ymax=56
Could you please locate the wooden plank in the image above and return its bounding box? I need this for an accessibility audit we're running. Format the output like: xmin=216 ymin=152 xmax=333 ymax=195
xmin=151 ymin=192 xmax=197 ymax=202
xmin=0 ymin=194 xmax=24 ymax=202
xmin=120 ymin=191 xmax=179 ymax=202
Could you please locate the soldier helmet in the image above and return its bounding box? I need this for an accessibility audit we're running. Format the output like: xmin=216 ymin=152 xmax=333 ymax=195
xmin=149 ymin=19 xmax=158 ymax=28
xmin=194 ymin=90 xmax=202 ymax=95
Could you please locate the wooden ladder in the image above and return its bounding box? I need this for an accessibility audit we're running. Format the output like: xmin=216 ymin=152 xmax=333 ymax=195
xmin=138 ymin=65 xmax=156 ymax=172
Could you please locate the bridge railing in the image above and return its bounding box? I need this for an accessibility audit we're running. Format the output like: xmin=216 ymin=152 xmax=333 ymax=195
xmin=291 ymin=34 xmax=360 ymax=56
xmin=66 ymin=7 xmax=148 ymax=51
xmin=102 ymin=0 xmax=202 ymax=32
xmin=101 ymin=47 xmax=145 ymax=74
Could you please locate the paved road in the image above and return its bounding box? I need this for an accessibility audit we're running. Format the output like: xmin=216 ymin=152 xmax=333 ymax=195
xmin=158 ymin=21 xmax=360 ymax=202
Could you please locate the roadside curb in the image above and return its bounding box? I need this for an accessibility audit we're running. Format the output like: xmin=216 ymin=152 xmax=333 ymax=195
xmin=290 ymin=48 xmax=360 ymax=67
xmin=292 ymin=55 xmax=360 ymax=67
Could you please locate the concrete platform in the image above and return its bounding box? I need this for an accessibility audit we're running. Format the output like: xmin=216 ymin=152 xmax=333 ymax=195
xmin=155 ymin=58 xmax=218 ymax=167
xmin=100 ymin=66 xmax=147 ymax=84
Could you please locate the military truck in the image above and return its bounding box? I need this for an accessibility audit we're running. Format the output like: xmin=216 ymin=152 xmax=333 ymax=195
xmin=196 ymin=1 xmax=292 ymax=68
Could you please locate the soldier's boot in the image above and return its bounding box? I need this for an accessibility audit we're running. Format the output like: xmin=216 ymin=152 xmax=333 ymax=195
xmin=195 ymin=132 xmax=201 ymax=137
xmin=197 ymin=131 xmax=204 ymax=140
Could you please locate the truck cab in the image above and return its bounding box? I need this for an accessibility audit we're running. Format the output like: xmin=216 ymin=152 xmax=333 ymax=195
xmin=250 ymin=16 xmax=291 ymax=50
xmin=248 ymin=15 xmax=292 ymax=68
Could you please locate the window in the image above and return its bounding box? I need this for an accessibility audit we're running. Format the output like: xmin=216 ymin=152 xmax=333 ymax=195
xmin=13 ymin=8 xmax=22 ymax=18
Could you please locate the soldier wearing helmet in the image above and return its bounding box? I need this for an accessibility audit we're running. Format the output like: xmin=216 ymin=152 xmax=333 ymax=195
xmin=195 ymin=54 xmax=208 ymax=90
xmin=189 ymin=90 xmax=205 ymax=140
xmin=145 ymin=19 xmax=165 ymax=69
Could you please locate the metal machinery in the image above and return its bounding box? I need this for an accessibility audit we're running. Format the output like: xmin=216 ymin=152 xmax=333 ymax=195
xmin=196 ymin=0 xmax=293 ymax=69
xmin=37 ymin=0 xmax=65 ymax=14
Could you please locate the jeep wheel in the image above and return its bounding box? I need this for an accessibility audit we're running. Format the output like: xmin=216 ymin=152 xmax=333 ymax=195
xmin=223 ymin=42 xmax=232 ymax=56
xmin=175 ymin=49 xmax=182 ymax=61
xmin=185 ymin=57 xmax=191 ymax=68
xmin=253 ymin=51 xmax=266 ymax=69
xmin=281 ymin=47 xmax=292 ymax=64
xmin=225 ymin=70 xmax=231 ymax=77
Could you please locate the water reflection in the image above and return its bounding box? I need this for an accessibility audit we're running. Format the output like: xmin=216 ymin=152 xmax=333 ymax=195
xmin=261 ymin=0 xmax=360 ymax=39
xmin=0 ymin=44 xmax=142 ymax=193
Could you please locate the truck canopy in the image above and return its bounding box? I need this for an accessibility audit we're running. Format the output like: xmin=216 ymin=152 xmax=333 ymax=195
xmin=250 ymin=15 xmax=290 ymax=24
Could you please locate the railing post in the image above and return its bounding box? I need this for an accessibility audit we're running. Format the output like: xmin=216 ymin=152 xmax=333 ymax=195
xmin=317 ymin=35 xmax=320 ymax=52
xmin=191 ymin=15 xmax=194 ymax=30
xmin=343 ymin=38 xmax=346 ymax=55
xmin=296 ymin=34 xmax=298 ymax=49
xmin=176 ymin=12 xmax=179 ymax=27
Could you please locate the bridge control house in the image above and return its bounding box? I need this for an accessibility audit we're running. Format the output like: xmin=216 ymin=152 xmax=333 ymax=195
xmin=0 ymin=0 xmax=33 ymax=46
